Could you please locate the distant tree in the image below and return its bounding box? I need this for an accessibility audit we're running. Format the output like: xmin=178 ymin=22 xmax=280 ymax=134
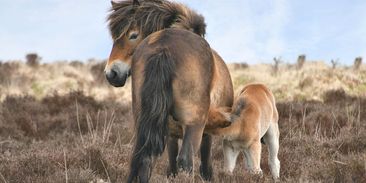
xmin=330 ymin=59 xmax=339 ymax=69
xmin=297 ymin=54 xmax=306 ymax=70
xmin=69 ymin=60 xmax=84 ymax=67
xmin=354 ymin=57 xmax=362 ymax=70
xmin=272 ymin=57 xmax=282 ymax=75
xmin=239 ymin=62 xmax=249 ymax=69
xmin=233 ymin=62 xmax=249 ymax=70
xmin=26 ymin=53 xmax=41 ymax=67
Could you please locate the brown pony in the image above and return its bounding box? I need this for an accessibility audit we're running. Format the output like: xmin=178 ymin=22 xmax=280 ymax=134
xmin=104 ymin=0 xmax=233 ymax=182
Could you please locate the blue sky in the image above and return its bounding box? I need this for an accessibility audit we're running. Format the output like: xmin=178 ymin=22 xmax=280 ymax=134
xmin=0 ymin=0 xmax=365 ymax=64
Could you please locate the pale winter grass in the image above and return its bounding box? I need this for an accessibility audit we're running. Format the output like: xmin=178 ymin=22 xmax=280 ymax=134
xmin=0 ymin=61 xmax=132 ymax=103
xmin=1 ymin=60 xmax=365 ymax=102
xmin=229 ymin=61 xmax=366 ymax=101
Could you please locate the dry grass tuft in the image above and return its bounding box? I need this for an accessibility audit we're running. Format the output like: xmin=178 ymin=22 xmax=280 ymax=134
xmin=0 ymin=91 xmax=130 ymax=139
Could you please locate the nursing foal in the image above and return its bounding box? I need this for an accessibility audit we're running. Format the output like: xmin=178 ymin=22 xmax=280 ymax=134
xmin=207 ymin=83 xmax=280 ymax=180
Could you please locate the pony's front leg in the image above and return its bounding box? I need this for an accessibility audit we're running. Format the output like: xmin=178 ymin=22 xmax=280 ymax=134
xmin=177 ymin=123 xmax=205 ymax=173
xmin=199 ymin=133 xmax=213 ymax=180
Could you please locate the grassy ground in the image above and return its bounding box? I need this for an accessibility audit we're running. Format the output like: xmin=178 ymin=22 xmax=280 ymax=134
xmin=0 ymin=61 xmax=365 ymax=182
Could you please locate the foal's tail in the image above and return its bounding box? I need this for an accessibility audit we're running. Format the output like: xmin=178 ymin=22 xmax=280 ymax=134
xmin=128 ymin=50 xmax=175 ymax=183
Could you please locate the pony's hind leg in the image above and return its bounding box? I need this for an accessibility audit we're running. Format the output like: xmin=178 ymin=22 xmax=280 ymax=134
xmin=177 ymin=123 xmax=206 ymax=173
xmin=127 ymin=155 xmax=152 ymax=183
xmin=263 ymin=123 xmax=280 ymax=180
xmin=167 ymin=135 xmax=179 ymax=177
xmin=137 ymin=156 xmax=152 ymax=183
xmin=199 ymin=133 xmax=213 ymax=180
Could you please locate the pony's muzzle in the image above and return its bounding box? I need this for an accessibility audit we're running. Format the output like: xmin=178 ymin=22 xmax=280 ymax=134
xmin=105 ymin=61 xmax=131 ymax=87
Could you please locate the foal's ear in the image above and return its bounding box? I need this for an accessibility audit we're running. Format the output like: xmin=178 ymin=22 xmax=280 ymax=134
xmin=133 ymin=0 xmax=140 ymax=6
xmin=217 ymin=107 xmax=233 ymax=122
xmin=230 ymin=113 xmax=240 ymax=123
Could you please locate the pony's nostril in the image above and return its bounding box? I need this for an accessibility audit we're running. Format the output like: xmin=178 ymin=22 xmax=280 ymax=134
xmin=105 ymin=62 xmax=130 ymax=87
xmin=106 ymin=69 xmax=117 ymax=80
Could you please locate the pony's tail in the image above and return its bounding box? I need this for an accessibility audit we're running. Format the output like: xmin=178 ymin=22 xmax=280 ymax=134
xmin=128 ymin=50 xmax=175 ymax=183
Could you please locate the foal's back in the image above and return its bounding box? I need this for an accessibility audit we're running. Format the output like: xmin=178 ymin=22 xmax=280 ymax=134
xmin=238 ymin=84 xmax=278 ymax=136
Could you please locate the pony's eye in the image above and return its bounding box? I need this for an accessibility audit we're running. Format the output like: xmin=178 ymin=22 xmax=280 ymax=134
xmin=129 ymin=33 xmax=139 ymax=40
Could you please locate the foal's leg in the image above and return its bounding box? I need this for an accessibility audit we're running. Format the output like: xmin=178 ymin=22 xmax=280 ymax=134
xmin=263 ymin=123 xmax=280 ymax=180
xmin=167 ymin=136 xmax=179 ymax=176
xmin=223 ymin=139 xmax=240 ymax=173
xmin=199 ymin=133 xmax=213 ymax=180
xmin=243 ymin=141 xmax=262 ymax=175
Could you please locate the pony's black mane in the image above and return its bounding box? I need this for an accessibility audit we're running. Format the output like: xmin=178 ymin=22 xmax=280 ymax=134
xmin=108 ymin=0 xmax=206 ymax=40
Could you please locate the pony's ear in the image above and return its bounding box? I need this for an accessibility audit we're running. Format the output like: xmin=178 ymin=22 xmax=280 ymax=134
xmin=133 ymin=0 xmax=140 ymax=6
xmin=111 ymin=0 xmax=118 ymax=9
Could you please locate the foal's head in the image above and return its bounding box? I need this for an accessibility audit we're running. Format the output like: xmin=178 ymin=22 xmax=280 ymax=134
xmin=104 ymin=0 xmax=206 ymax=87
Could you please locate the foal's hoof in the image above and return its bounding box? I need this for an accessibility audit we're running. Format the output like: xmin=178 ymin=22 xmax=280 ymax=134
xmin=249 ymin=169 xmax=263 ymax=177
xmin=273 ymin=177 xmax=280 ymax=183
xmin=199 ymin=164 xmax=213 ymax=181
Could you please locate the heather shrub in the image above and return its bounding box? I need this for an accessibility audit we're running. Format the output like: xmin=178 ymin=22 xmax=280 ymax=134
xmin=90 ymin=61 xmax=108 ymax=85
xmin=26 ymin=53 xmax=40 ymax=67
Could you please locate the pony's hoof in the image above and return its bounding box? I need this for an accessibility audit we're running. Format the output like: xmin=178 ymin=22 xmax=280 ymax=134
xmin=199 ymin=164 xmax=213 ymax=181
xmin=177 ymin=157 xmax=193 ymax=173
xmin=166 ymin=166 xmax=177 ymax=178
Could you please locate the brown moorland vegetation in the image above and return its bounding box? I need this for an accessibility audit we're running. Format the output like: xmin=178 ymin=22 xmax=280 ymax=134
xmin=0 ymin=60 xmax=365 ymax=182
